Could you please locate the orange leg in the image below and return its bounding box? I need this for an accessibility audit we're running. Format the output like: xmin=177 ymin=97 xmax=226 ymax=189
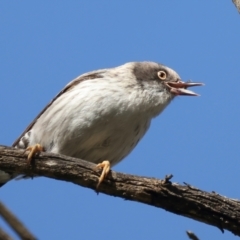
xmin=24 ymin=144 xmax=43 ymax=164
xmin=96 ymin=160 xmax=111 ymax=188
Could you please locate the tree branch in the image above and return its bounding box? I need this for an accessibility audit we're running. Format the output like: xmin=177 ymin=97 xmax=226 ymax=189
xmin=0 ymin=201 xmax=36 ymax=240
xmin=232 ymin=0 xmax=240 ymax=13
xmin=0 ymin=227 xmax=13 ymax=240
xmin=0 ymin=145 xmax=240 ymax=236
xmin=186 ymin=231 xmax=200 ymax=240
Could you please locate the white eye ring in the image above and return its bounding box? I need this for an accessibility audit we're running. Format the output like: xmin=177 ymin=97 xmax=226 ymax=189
xmin=158 ymin=71 xmax=167 ymax=80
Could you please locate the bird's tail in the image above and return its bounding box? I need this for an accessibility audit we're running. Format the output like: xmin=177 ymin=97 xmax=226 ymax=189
xmin=0 ymin=170 xmax=15 ymax=187
xmin=0 ymin=140 xmax=27 ymax=187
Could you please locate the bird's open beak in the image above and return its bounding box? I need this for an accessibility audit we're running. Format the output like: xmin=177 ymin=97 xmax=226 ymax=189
xmin=166 ymin=81 xmax=204 ymax=96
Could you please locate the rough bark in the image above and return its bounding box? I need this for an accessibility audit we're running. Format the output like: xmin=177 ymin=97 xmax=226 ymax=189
xmin=0 ymin=145 xmax=239 ymax=236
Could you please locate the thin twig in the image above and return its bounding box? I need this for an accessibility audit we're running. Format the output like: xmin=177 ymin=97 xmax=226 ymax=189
xmin=186 ymin=231 xmax=200 ymax=240
xmin=0 ymin=201 xmax=36 ymax=240
xmin=0 ymin=227 xmax=13 ymax=240
xmin=232 ymin=0 xmax=240 ymax=13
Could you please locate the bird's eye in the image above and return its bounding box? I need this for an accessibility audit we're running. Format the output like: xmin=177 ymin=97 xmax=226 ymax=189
xmin=158 ymin=71 xmax=167 ymax=80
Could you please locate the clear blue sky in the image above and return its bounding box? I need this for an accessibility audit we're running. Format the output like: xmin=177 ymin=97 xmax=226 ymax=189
xmin=0 ymin=1 xmax=240 ymax=239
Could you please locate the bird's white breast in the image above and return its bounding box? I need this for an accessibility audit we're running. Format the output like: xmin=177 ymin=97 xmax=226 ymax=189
xmin=28 ymin=67 xmax=172 ymax=165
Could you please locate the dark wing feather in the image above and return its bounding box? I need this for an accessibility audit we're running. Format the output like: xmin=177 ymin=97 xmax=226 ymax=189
xmin=12 ymin=72 xmax=104 ymax=147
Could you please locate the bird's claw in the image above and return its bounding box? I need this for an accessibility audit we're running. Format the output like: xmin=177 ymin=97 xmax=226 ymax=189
xmin=24 ymin=144 xmax=43 ymax=164
xmin=95 ymin=160 xmax=110 ymax=189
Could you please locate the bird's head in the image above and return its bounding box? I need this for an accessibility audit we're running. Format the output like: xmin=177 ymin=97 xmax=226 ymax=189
xmin=132 ymin=62 xmax=203 ymax=97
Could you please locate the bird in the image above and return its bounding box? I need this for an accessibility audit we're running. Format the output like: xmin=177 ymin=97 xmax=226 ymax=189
xmin=0 ymin=61 xmax=203 ymax=187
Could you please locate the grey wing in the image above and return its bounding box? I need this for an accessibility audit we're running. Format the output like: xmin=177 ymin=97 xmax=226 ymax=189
xmin=12 ymin=90 xmax=68 ymax=148
xmin=12 ymin=71 xmax=104 ymax=148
